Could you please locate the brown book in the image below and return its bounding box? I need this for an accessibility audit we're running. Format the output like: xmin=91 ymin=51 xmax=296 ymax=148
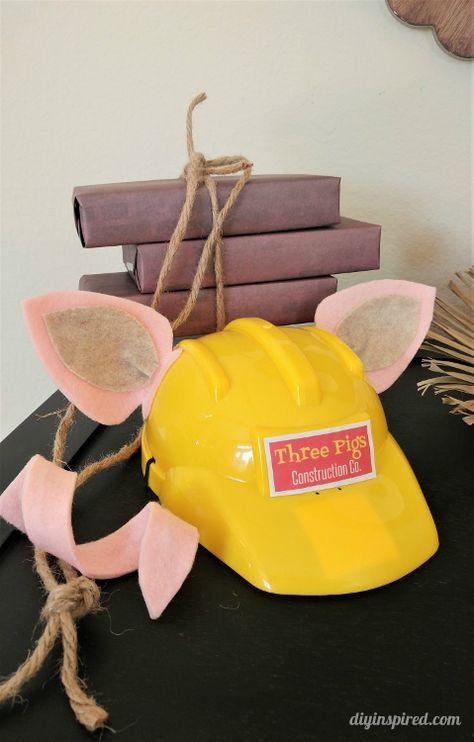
xmin=73 ymin=174 xmax=341 ymax=248
xmin=123 ymin=217 xmax=380 ymax=293
xmin=79 ymin=272 xmax=337 ymax=337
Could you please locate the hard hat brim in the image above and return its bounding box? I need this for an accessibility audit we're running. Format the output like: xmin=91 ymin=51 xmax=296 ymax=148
xmin=143 ymin=432 xmax=439 ymax=595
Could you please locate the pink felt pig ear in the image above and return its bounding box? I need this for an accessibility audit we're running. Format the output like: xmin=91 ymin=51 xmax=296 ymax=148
xmin=23 ymin=291 xmax=180 ymax=424
xmin=315 ymin=280 xmax=435 ymax=392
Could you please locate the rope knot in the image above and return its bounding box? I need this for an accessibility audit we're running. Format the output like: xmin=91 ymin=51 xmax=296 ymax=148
xmin=42 ymin=576 xmax=101 ymax=621
xmin=183 ymin=151 xmax=207 ymax=182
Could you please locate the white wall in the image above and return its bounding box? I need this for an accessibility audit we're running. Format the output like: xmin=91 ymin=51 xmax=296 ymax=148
xmin=1 ymin=0 xmax=472 ymax=438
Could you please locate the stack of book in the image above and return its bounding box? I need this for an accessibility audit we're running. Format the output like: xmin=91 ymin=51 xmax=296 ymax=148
xmin=74 ymin=174 xmax=381 ymax=335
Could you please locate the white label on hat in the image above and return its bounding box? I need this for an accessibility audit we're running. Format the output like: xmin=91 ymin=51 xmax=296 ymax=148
xmin=263 ymin=420 xmax=376 ymax=497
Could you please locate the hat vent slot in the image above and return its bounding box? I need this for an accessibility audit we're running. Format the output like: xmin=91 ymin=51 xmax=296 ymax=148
xmin=227 ymin=318 xmax=321 ymax=407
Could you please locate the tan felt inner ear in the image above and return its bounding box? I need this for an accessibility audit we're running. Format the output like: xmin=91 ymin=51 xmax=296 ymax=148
xmin=336 ymin=295 xmax=420 ymax=371
xmin=45 ymin=306 xmax=159 ymax=392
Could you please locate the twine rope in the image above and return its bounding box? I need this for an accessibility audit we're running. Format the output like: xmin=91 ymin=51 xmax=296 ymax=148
xmin=0 ymin=93 xmax=252 ymax=732
xmin=0 ymin=402 xmax=143 ymax=729
xmin=151 ymin=92 xmax=253 ymax=331
xmin=0 ymin=403 xmax=122 ymax=730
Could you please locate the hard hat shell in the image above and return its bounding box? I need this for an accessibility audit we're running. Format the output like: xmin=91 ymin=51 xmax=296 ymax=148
xmin=141 ymin=318 xmax=438 ymax=594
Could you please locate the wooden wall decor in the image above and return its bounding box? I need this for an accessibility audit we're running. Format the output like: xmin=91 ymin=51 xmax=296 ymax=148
xmin=387 ymin=0 xmax=474 ymax=59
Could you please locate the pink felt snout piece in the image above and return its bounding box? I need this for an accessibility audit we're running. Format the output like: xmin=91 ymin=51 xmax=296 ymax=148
xmin=0 ymin=456 xmax=199 ymax=619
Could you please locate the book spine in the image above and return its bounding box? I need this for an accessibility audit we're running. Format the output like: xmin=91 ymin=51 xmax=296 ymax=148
xmin=122 ymin=218 xmax=380 ymax=293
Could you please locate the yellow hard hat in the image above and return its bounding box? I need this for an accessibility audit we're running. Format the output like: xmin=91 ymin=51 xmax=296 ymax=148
xmin=142 ymin=310 xmax=438 ymax=595
xmin=23 ymin=279 xmax=438 ymax=597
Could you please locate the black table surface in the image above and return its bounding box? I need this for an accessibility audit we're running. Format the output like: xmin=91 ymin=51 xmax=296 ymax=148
xmin=0 ymin=363 xmax=472 ymax=741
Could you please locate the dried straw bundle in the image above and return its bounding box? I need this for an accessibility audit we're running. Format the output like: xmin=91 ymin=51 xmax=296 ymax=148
xmin=418 ymin=268 xmax=474 ymax=425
